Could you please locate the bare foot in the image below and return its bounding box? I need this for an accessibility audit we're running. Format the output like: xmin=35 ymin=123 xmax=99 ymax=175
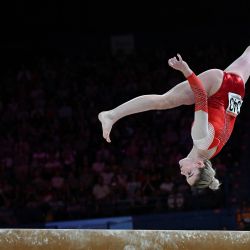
xmin=98 ymin=111 xmax=114 ymax=143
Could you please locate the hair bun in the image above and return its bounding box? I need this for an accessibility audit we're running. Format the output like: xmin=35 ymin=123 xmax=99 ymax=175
xmin=209 ymin=178 xmax=221 ymax=190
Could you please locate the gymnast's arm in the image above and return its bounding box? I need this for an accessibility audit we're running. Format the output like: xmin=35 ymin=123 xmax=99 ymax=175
xmin=168 ymin=54 xmax=209 ymax=145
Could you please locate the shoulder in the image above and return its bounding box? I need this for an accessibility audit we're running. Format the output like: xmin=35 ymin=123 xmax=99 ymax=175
xmin=192 ymin=122 xmax=215 ymax=150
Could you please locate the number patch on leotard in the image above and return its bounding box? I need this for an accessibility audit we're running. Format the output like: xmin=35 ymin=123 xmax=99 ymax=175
xmin=226 ymin=92 xmax=243 ymax=117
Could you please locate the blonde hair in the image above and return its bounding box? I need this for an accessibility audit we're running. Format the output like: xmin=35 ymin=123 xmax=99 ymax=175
xmin=193 ymin=159 xmax=221 ymax=190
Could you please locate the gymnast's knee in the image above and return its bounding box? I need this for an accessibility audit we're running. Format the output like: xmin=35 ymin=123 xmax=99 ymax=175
xmin=155 ymin=94 xmax=177 ymax=109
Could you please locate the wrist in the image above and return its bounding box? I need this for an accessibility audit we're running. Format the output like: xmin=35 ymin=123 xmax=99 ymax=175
xmin=182 ymin=68 xmax=193 ymax=78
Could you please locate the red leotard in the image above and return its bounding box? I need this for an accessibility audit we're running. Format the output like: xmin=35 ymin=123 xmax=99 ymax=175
xmin=207 ymin=72 xmax=245 ymax=158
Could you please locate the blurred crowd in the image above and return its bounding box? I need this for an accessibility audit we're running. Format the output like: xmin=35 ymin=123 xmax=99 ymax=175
xmin=0 ymin=44 xmax=249 ymax=227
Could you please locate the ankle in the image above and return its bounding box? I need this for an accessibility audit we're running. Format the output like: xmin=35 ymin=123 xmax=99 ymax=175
xmin=108 ymin=110 xmax=115 ymax=121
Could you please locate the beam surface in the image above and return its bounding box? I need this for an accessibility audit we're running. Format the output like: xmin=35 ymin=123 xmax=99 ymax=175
xmin=0 ymin=229 xmax=249 ymax=250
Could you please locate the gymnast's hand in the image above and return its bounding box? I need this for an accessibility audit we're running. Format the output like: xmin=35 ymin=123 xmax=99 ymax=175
xmin=168 ymin=54 xmax=193 ymax=78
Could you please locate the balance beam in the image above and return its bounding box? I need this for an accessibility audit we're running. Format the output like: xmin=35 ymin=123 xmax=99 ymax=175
xmin=0 ymin=229 xmax=249 ymax=250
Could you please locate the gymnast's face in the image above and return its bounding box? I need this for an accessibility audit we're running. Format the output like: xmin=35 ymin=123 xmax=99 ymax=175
xmin=179 ymin=158 xmax=205 ymax=186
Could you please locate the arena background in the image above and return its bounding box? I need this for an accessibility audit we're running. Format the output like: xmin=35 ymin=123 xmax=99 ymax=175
xmin=0 ymin=1 xmax=250 ymax=230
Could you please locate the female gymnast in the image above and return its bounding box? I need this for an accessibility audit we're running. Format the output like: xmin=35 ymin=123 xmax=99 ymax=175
xmin=98 ymin=46 xmax=250 ymax=190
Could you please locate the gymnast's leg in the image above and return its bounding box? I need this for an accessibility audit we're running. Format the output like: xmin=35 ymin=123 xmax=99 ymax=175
xmin=224 ymin=46 xmax=250 ymax=84
xmin=98 ymin=80 xmax=194 ymax=142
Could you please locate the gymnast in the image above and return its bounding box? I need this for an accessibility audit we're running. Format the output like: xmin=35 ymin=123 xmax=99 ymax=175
xmin=98 ymin=46 xmax=250 ymax=190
